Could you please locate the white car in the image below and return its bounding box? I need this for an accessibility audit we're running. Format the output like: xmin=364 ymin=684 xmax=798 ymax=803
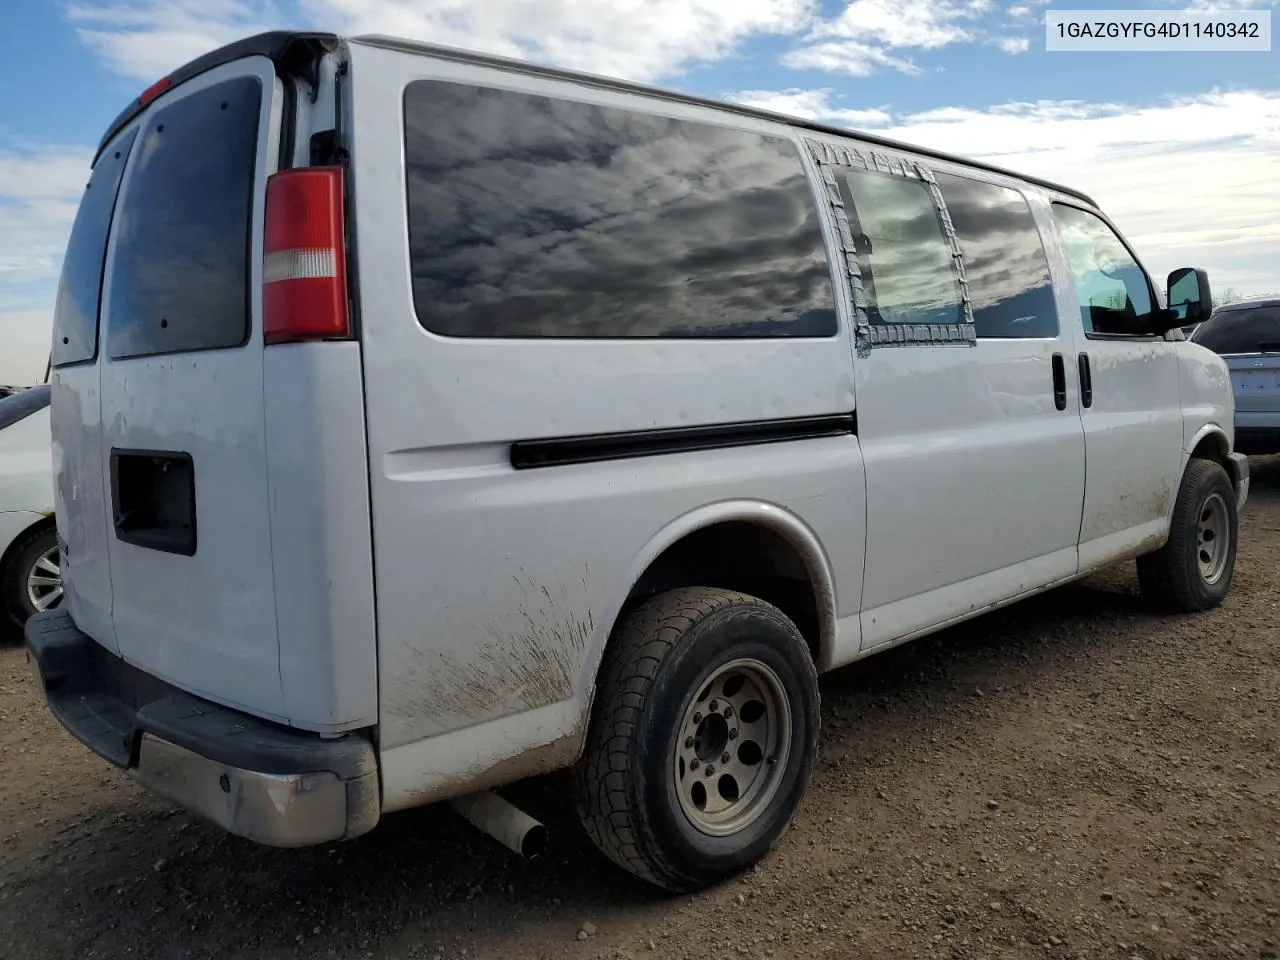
xmin=27 ymin=30 xmax=1246 ymax=892
xmin=0 ymin=384 xmax=59 ymax=635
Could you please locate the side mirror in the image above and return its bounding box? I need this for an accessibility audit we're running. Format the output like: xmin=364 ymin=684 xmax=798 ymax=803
xmin=1165 ymin=267 xmax=1213 ymax=329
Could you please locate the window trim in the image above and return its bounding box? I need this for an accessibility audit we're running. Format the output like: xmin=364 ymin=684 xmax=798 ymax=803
xmin=400 ymin=78 xmax=841 ymax=342
xmin=804 ymin=137 xmax=975 ymax=356
xmin=1050 ymin=200 xmax=1163 ymax=344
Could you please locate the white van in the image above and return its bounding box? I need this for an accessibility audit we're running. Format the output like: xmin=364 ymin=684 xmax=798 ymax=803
xmin=27 ymin=30 xmax=1247 ymax=892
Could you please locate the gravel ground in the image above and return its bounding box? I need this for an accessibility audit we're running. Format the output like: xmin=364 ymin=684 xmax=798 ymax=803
xmin=2 ymin=457 xmax=1278 ymax=960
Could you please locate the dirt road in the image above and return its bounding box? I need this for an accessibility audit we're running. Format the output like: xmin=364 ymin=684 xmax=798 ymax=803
xmin=3 ymin=458 xmax=1278 ymax=960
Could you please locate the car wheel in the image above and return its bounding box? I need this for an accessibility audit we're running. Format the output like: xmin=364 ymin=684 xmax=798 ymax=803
xmin=573 ymin=586 xmax=819 ymax=892
xmin=1137 ymin=458 xmax=1237 ymax=611
xmin=2 ymin=526 xmax=63 ymax=636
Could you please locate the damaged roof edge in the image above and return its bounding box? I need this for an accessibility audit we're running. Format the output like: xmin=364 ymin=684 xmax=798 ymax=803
xmin=352 ymin=32 xmax=1099 ymax=208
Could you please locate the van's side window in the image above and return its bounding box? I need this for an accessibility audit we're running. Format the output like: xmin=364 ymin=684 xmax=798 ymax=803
xmin=403 ymin=81 xmax=837 ymax=339
xmin=1051 ymin=204 xmax=1154 ymax=337
xmin=835 ymin=167 xmax=964 ymax=326
xmin=934 ymin=174 xmax=1057 ymax=338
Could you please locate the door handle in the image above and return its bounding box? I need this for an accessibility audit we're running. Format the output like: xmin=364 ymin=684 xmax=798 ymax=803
xmin=1051 ymin=353 xmax=1067 ymax=411
xmin=1078 ymin=352 xmax=1093 ymax=408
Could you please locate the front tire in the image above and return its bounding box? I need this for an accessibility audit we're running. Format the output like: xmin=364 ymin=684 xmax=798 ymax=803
xmin=573 ymin=587 xmax=819 ymax=892
xmin=1137 ymin=458 xmax=1238 ymax=611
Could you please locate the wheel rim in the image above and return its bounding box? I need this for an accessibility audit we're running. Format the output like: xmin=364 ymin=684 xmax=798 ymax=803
xmin=26 ymin=545 xmax=63 ymax=612
xmin=1197 ymin=491 xmax=1230 ymax=585
xmin=673 ymin=658 xmax=792 ymax=838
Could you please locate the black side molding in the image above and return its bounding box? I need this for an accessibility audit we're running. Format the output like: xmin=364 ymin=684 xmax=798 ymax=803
xmin=511 ymin=413 xmax=857 ymax=470
xmin=94 ymin=31 xmax=339 ymax=165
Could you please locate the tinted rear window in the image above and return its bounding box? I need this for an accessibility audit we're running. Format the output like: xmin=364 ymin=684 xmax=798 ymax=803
xmin=107 ymin=77 xmax=262 ymax=360
xmin=403 ymin=80 xmax=837 ymax=338
xmin=50 ymin=129 xmax=137 ymax=367
xmin=1193 ymin=305 xmax=1280 ymax=355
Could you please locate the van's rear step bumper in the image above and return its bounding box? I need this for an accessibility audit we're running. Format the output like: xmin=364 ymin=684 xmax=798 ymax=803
xmin=24 ymin=609 xmax=379 ymax=847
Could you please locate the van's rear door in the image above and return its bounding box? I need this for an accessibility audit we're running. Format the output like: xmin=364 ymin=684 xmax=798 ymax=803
xmin=95 ymin=57 xmax=288 ymax=721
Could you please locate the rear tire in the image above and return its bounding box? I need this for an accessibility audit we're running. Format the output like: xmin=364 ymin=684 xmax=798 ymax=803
xmin=2 ymin=525 xmax=63 ymax=638
xmin=1137 ymin=458 xmax=1237 ymax=611
xmin=573 ymin=587 xmax=819 ymax=892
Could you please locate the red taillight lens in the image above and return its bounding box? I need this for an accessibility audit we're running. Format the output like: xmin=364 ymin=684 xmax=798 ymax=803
xmin=262 ymin=167 xmax=350 ymax=345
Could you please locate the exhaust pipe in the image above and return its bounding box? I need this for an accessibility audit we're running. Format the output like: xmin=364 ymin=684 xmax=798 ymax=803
xmin=448 ymin=790 xmax=548 ymax=859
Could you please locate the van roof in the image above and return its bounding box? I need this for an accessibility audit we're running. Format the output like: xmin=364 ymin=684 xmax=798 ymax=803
xmin=1214 ymin=296 xmax=1280 ymax=312
xmin=95 ymin=29 xmax=1098 ymax=208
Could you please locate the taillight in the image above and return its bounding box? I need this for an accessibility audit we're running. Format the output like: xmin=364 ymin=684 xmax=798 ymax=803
xmin=262 ymin=167 xmax=350 ymax=345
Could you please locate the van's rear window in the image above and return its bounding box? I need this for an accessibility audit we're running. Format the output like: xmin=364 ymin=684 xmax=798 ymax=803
xmin=402 ymin=80 xmax=837 ymax=339
xmin=1193 ymin=305 xmax=1280 ymax=355
xmin=106 ymin=77 xmax=262 ymax=360
xmin=50 ymin=129 xmax=137 ymax=367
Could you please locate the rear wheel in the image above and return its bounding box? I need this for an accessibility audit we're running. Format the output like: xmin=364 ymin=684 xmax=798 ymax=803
xmin=1137 ymin=458 xmax=1237 ymax=611
xmin=2 ymin=526 xmax=63 ymax=637
xmin=573 ymin=587 xmax=819 ymax=892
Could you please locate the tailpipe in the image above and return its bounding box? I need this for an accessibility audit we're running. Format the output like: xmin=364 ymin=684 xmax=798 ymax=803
xmin=447 ymin=790 xmax=548 ymax=859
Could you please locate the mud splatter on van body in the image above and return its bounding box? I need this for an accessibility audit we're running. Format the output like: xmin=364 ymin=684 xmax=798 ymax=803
xmin=386 ymin=571 xmax=594 ymax=734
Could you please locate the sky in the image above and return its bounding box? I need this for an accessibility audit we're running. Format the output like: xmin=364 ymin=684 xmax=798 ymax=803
xmin=1 ymin=0 xmax=1277 ymax=383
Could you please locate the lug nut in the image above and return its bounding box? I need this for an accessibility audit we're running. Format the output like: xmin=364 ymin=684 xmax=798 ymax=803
xmin=709 ymin=700 xmax=719 ymax=712
xmin=685 ymin=736 xmax=694 ymax=748
xmin=723 ymin=706 xmax=734 ymax=719
xmin=693 ymin=712 xmax=703 ymax=724
xmin=729 ymin=729 xmax=739 ymax=740
xmin=705 ymin=764 xmax=715 ymax=776
xmin=690 ymin=758 xmax=700 ymax=770
xmin=721 ymin=752 xmax=731 ymax=764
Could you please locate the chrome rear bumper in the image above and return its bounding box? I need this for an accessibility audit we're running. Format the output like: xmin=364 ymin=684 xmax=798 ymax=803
xmin=25 ymin=608 xmax=379 ymax=847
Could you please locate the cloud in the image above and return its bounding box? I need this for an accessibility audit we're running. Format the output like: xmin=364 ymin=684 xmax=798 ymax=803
xmin=1154 ymin=0 xmax=1276 ymax=8
xmin=726 ymin=88 xmax=1280 ymax=295
xmin=320 ymin=0 xmax=821 ymax=81
xmin=784 ymin=0 xmax=1003 ymax=76
xmin=67 ymin=0 xmax=285 ymax=81
xmin=731 ymin=88 xmax=892 ymax=126
xmin=69 ymin=0 xmax=822 ymax=84
xmin=997 ymin=35 xmax=1029 ymax=53
xmin=0 ymin=146 xmax=90 ymax=280
xmin=0 ymin=310 xmax=55 ymax=385
xmin=0 ymin=145 xmax=92 ymax=382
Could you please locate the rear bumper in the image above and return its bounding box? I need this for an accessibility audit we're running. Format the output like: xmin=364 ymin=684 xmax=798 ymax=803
xmin=1234 ymin=425 xmax=1280 ymax=457
xmin=24 ymin=608 xmax=379 ymax=847
xmin=1227 ymin=451 xmax=1251 ymax=510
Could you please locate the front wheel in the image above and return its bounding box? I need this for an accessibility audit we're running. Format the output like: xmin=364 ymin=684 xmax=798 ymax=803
xmin=1137 ymin=458 xmax=1238 ymax=611
xmin=573 ymin=587 xmax=819 ymax=892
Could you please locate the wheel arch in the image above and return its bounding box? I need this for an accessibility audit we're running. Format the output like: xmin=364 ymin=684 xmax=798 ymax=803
xmin=580 ymin=501 xmax=839 ymax=706
xmin=1185 ymin=425 xmax=1239 ymax=486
